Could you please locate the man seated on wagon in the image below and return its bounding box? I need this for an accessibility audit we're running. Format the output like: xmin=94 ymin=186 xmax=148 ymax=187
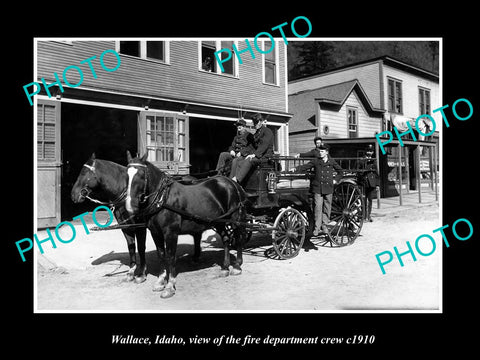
xmin=296 ymin=144 xmax=343 ymax=237
xmin=231 ymin=113 xmax=274 ymax=184
xmin=215 ymin=118 xmax=255 ymax=176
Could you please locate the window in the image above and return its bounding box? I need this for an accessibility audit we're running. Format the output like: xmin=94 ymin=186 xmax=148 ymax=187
xmin=146 ymin=41 xmax=165 ymax=60
xmin=120 ymin=41 xmax=140 ymax=57
xmin=118 ymin=41 xmax=169 ymax=63
xmin=200 ymin=40 xmax=236 ymax=76
xmin=201 ymin=41 xmax=217 ymax=72
xmin=419 ymin=87 xmax=431 ymax=115
xmin=37 ymin=103 xmax=57 ymax=161
xmin=347 ymin=107 xmax=358 ymax=138
xmin=388 ymin=78 xmax=403 ymax=114
xmin=141 ymin=112 xmax=187 ymax=164
xmin=263 ymin=40 xmax=278 ymax=85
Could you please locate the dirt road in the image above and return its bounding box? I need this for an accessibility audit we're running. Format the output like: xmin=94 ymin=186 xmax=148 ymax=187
xmin=36 ymin=203 xmax=440 ymax=312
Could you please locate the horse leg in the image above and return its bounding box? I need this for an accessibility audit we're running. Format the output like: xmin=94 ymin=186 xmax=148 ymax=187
xmin=134 ymin=227 xmax=147 ymax=283
xmin=192 ymin=232 xmax=202 ymax=263
xmin=218 ymin=225 xmax=231 ymax=277
xmin=230 ymin=226 xmax=244 ymax=276
xmin=160 ymin=231 xmax=179 ymax=299
xmin=151 ymin=229 xmax=167 ymax=292
xmin=122 ymin=229 xmax=137 ymax=282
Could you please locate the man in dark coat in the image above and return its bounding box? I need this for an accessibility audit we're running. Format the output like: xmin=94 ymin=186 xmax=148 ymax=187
xmin=361 ymin=144 xmax=380 ymax=222
xmin=215 ymin=119 xmax=254 ymax=175
xmin=232 ymin=113 xmax=274 ymax=183
xmin=299 ymin=136 xmax=323 ymax=158
xmin=297 ymin=144 xmax=343 ymax=236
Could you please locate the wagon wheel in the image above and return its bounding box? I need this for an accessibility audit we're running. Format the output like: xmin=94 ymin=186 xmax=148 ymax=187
xmin=329 ymin=182 xmax=364 ymax=246
xmin=272 ymin=207 xmax=306 ymax=259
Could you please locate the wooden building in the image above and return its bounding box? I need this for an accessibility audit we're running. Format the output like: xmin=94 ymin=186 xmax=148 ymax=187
xmin=288 ymin=55 xmax=440 ymax=199
xmin=36 ymin=39 xmax=290 ymax=227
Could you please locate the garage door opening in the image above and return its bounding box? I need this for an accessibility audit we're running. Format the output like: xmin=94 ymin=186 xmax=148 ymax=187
xmin=188 ymin=117 xmax=237 ymax=174
xmin=61 ymin=103 xmax=137 ymax=220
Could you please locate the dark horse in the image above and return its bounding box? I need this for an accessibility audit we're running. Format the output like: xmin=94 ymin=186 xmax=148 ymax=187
xmin=125 ymin=152 xmax=247 ymax=298
xmin=70 ymin=153 xmax=148 ymax=283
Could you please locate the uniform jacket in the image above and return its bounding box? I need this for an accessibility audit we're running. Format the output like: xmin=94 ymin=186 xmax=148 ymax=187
xmin=361 ymin=157 xmax=379 ymax=188
xmin=253 ymin=126 xmax=274 ymax=159
xmin=298 ymin=155 xmax=343 ymax=194
xmin=228 ymin=131 xmax=255 ymax=156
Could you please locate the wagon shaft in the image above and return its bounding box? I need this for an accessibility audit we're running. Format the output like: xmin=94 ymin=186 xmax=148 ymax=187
xmin=90 ymin=223 xmax=147 ymax=231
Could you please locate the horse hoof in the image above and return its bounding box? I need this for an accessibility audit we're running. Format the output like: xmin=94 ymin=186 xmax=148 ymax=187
xmin=152 ymin=282 xmax=166 ymax=292
xmin=134 ymin=275 xmax=147 ymax=284
xmin=219 ymin=269 xmax=230 ymax=277
xmin=230 ymin=267 xmax=242 ymax=276
xmin=160 ymin=288 xmax=175 ymax=299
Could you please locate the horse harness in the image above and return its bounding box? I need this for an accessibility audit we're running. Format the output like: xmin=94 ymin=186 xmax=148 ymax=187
xmin=126 ymin=162 xmax=246 ymax=228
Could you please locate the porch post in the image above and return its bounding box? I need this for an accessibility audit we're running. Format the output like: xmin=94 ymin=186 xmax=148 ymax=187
xmin=375 ymin=140 xmax=381 ymax=209
xmin=417 ymin=145 xmax=422 ymax=203
xmin=433 ymin=144 xmax=438 ymax=201
xmin=428 ymin=146 xmax=434 ymax=190
xmin=405 ymin=146 xmax=410 ymax=193
xmin=398 ymin=143 xmax=403 ymax=206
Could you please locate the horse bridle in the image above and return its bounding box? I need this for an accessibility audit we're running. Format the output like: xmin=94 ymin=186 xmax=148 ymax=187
xmin=81 ymin=160 xmax=127 ymax=210
xmin=80 ymin=160 xmax=97 ymax=200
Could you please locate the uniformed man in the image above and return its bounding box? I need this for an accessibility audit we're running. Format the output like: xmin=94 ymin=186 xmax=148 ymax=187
xmin=297 ymin=144 xmax=343 ymax=236
xmin=361 ymin=144 xmax=380 ymax=222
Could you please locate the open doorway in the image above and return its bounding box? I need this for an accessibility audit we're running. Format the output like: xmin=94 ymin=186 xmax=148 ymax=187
xmin=61 ymin=103 xmax=138 ymax=220
xmin=188 ymin=117 xmax=236 ymax=174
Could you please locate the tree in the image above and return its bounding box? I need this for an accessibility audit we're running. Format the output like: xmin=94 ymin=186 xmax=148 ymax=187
xmin=289 ymin=41 xmax=338 ymax=80
xmin=288 ymin=41 xmax=439 ymax=81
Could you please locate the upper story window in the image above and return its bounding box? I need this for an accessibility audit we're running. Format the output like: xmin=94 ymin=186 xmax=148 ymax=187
xmin=118 ymin=40 xmax=169 ymax=63
xmin=387 ymin=78 xmax=403 ymax=114
xmin=262 ymin=40 xmax=279 ymax=86
xmin=419 ymin=87 xmax=431 ymax=115
xmin=200 ymin=40 xmax=237 ymax=76
xmin=347 ymin=107 xmax=358 ymax=138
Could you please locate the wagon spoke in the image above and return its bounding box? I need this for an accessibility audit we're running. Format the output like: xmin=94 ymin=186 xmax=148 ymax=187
xmin=334 ymin=217 xmax=344 ymax=239
xmin=274 ymin=234 xmax=288 ymax=244
xmin=347 ymin=194 xmax=362 ymax=210
xmin=348 ymin=217 xmax=361 ymax=230
xmin=330 ymin=212 xmax=342 ymax=222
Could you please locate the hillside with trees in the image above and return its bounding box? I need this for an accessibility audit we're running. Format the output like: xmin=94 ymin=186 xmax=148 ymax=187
xmin=288 ymin=41 xmax=439 ymax=81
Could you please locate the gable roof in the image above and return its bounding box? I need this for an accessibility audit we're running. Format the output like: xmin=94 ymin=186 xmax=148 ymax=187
xmin=288 ymin=79 xmax=384 ymax=133
xmin=294 ymin=79 xmax=385 ymax=113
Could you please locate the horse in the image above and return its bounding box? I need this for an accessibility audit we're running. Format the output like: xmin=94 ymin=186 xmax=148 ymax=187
xmin=125 ymin=152 xmax=247 ymax=299
xmin=70 ymin=153 xmax=148 ymax=283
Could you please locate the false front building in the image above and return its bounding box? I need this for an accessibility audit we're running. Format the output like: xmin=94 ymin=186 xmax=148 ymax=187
xmin=288 ymin=55 xmax=440 ymax=199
